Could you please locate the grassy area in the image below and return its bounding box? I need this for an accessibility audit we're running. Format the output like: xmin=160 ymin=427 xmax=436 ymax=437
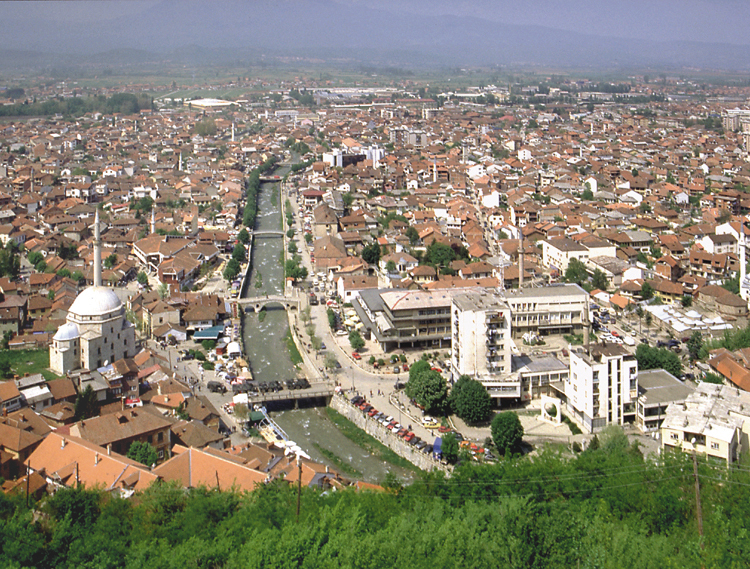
xmin=285 ymin=330 xmax=303 ymax=366
xmin=3 ymin=349 xmax=60 ymax=381
xmin=312 ymin=443 xmax=363 ymax=478
xmin=562 ymin=413 xmax=582 ymax=435
xmin=324 ymin=408 xmax=421 ymax=473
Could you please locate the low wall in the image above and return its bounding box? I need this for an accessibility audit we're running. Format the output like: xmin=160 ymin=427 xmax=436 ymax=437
xmin=330 ymin=394 xmax=452 ymax=475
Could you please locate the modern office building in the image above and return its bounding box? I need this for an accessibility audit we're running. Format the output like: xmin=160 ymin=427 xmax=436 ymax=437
xmin=451 ymin=290 xmax=516 ymax=398
xmin=504 ymin=284 xmax=588 ymax=339
xmin=558 ymin=343 xmax=638 ymax=433
xmin=354 ymin=289 xmax=455 ymax=352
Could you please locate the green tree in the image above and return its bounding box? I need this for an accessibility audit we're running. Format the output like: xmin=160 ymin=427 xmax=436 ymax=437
xmin=491 ymin=411 xmax=524 ymax=455
xmin=405 ymin=226 xmax=420 ymax=246
xmin=641 ymin=282 xmax=655 ymax=300
xmin=441 ymin=432 xmax=459 ymax=464
xmin=342 ymin=192 xmax=354 ymax=210
xmin=405 ymin=367 xmax=447 ymax=415
xmin=27 ymin=251 xmax=44 ymax=266
xmin=0 ymin=330 xmax=11 ymax=350
xmin=361 ymin=242 xmax=381 ymax=265
xmin=74 ymin=385 xmax=99 ymax=421
xmin=104 ymin=253 xmax=118 ymax=269
xmin=385 ymin=260 xmax=397 ymax=273
xmin=71 ymin=270 xmax=85 ymax=284
xmin=238 ymin=228 xmax=250 ymax=244
xmin=157 ymin=283 xmax=169 ymax=300
xmin=349 ymin=330 xmax=365 ymax=352
xmin=687 ymin=331 xmax=703 ymax=362
xmin=327 ymin=307 xmax=336 ymax=329
xmin=581 ymin=187 xmax=594 ymax=201
xmin=591 ymin=268 xmax=609 ymax=291
xmin=449 ymin=375 xmax=492 ymax=424
xmin=424 ymin=241 xmax=457 ymax=269
xmin=201 ymin=340 xmax=216 ymax=351
xmin=681 ymin=295 xmax=692 ymax=308
xmin=565 ymin=258 xmax=589 ymax=285
xmin=137 ymin=271 xmax=149 ymax=286
xmin=127 ymin=441 xmax=158 ymax=467
xmin=232 ymin=245 xmax=247 ymax=263
xmin=635 ymin=344 xmax=682 ymax=377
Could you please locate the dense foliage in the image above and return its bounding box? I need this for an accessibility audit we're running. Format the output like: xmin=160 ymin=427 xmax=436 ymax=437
xmin=491 ymin=411 xmax=525 ymax=455
xmin=449 ymin=375 xmax=492 ymax=424
xmin=3 ymin=436 xmax=749 ymax=568
xmin=0 ymin=92 xmax=153 ymax=117
xmin=635 ymin=344 xmax=682 ymax=377
xmin=406 ymin=360 xmax=448 ymax=415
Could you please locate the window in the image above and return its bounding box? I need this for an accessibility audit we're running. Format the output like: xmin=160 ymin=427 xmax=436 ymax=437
xmin=157 ymin=432 xmax=164 ymax=442
xmin=670 ymin=432 xmax=678 ymax=440
xmin=711 ymin=442 xmax=719 ymax=450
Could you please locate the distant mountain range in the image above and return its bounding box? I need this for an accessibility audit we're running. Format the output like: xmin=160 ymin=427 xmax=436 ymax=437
xmin=1 ymin=0 xmax=748 ymax=73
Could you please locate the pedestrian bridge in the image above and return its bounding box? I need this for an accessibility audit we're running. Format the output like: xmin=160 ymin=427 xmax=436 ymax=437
xmin=249 ymin=230 xmax=285 ymax=237
xmin=236 ymin=295 xmax=300 ymax=311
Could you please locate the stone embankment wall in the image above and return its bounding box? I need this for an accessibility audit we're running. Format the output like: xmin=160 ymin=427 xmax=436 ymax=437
xmin=330 ymin=394 xmax=452 ymax=475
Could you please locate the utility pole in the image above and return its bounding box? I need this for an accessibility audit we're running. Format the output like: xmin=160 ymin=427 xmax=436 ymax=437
xmin=296 ymin=454 xmax=302 ymax=523
xmin=25 ymin=460 xmax=30 ymax=507
xmin=692 ymin=444 xmax=704 ymax=544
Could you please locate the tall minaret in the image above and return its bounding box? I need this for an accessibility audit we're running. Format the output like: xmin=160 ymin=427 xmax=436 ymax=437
xmin=231 ymin=122 xmax=235 ymax=143
xmin=518 ymin=231 xmax=524 ymax=288
xmin=151 ymin=208 xmax=156 ymax=235
xmin=93 ymin=209 xmax=102 ymax=287
xmin=179 ymin=152 xmax=183 ymax=172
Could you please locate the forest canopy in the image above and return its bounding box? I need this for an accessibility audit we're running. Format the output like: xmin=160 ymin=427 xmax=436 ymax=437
xmin=1 ymin=432 xmax=747 ymax=568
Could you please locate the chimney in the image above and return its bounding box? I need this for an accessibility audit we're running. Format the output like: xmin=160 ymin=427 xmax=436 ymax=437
xmin=95 ymin=453 xmax=99 ymax=466
xmin=61 ymin=438 xmax=66 ymax=449
xmin=121 ymin=397 xmax=125 ymax=411
xmin=107 ymin=444 xmax=111 ymax=456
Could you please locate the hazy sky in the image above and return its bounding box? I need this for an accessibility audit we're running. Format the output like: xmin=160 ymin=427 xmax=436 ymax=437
xmin=1 ymin=0 xmax=748 ymax=45
xmin=1 ymin=1 xmax=749 ymax=70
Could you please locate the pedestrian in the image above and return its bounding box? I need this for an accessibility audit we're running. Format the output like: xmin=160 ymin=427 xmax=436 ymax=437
xmin=370 ymin=390 xmax=373 ymax=397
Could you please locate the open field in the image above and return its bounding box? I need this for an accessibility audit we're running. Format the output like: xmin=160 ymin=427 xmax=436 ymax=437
xmin=3 ymin=349 xmax=60 ymax=381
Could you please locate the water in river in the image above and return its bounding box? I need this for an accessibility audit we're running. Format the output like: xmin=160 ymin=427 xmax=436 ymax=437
xmin=240 ymin=171 xmax=415 ymax=484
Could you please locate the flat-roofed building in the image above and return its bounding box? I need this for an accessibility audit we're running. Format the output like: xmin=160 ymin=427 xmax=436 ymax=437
xmin=636 ymin=369 xmax=695 ymax=433
xmin=661 ymin=383 xmax=750 ymax=464
xmin=354 ymin=289 xmax=455 ymax=352
xmin=512 ymin=354 xmax=570 ymax=401
xmin=451 ymin=290 xmax=515 ymax=398
xmin=558 ymin=343 xmax=638 ymax=433
xmin=504 ymin=284 xmax=588 ymax=339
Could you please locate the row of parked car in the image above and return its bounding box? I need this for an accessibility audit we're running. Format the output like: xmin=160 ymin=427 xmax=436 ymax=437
xmin=350 ymin=395 xmax=434 ymax=454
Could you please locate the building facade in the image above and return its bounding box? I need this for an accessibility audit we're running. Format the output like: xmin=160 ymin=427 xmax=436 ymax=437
xmin=560 ymin=344 xmax=638 ymax=433
xmin=451 ymin=290 xmax=516 ymax=398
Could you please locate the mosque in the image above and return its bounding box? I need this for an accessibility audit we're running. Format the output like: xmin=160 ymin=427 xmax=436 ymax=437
xmin=49 ymin=210 xmax=137 ymax=375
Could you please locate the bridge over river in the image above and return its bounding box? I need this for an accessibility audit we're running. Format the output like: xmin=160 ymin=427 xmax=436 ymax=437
xmin=236 ymin=294 xmax=301 ymax=312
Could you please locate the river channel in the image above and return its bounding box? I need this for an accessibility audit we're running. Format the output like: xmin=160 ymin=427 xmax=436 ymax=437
xmin=240 ymin=164 xmax=415 ymax=484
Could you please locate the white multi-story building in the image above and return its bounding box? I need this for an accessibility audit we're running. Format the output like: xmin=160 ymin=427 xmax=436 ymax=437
xmin=661 ymin=383 xmax=750 ymax=464
xmin=451 ymin=290 xmax=517 ymax=399
xmin=561 ymin=344 xmax=638 ymax=433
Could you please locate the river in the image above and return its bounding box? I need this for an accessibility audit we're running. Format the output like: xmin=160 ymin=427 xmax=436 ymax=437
xmin=240 ymin=163 xmax=415 ymax=484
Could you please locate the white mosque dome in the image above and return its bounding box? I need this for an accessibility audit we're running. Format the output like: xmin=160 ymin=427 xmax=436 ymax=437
xmin=68 ymin=286 xmax=123 ymax=318
xmin=53 ymin=322 xmax=80 ymax=342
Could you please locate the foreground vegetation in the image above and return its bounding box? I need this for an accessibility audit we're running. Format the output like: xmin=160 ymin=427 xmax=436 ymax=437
xmin=2 ymin=428 xmax=749 ymax=568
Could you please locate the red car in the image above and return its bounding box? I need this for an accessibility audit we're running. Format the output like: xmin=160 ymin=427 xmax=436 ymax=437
xmin=352 ymin=352 xmax=361 ymax=360
xmin=404 ymin=432 xmax=416 ymax=442
xmin=396 ymin=428 xmax=408 ymax=437
xmin=368 ymin=408 xmax=379 ymax=417
xmin=431 ymin=367 xmax=442 ymax=373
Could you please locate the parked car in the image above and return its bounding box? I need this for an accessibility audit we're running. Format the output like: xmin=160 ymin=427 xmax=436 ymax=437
xmin=352 ymin=352 xmax=362 ymax=360
xmin=207 ymin=381 xmax=227 ymax=394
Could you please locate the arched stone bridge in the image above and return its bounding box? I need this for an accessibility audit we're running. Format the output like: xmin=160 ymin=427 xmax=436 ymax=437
xmin=236 ymin=295 xmax=300 ymax=312
xmin=249 ymin=230 xmax=285 ymax=237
